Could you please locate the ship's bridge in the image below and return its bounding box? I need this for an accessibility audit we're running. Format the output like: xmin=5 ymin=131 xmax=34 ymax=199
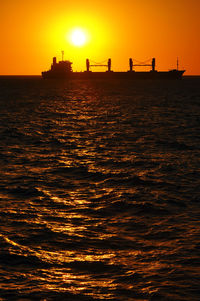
xmin=51 ymin=57 xmax=72 ymax=72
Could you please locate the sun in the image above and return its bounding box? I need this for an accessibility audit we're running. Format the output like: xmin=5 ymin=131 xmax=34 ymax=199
xmin=69 ymin=28 xmax=88 ymax=47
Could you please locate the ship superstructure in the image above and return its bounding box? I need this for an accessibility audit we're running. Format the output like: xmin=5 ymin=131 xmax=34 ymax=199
xmin=42 ymin=57 xmax=73 ymax=78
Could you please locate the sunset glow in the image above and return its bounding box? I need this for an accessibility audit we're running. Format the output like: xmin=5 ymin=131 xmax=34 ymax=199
xmin=69 ymin=28 xmax=88 ymax=47
xmin=0 ymin=0 xmax=200 ymax=74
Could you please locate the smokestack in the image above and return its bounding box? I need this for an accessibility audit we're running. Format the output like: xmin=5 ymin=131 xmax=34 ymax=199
xmin=53 ymin=57 xmax=57 ymax=66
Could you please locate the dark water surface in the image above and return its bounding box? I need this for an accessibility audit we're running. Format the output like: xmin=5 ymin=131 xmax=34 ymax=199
xmin=0 ymin=77 xmax=199 ymax=300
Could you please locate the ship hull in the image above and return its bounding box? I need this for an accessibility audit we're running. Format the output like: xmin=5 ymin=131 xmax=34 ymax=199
xmin=42 ymin=70 xmax=185 ymax=80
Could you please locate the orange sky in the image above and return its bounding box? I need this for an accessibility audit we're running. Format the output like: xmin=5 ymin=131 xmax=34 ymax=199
xmin=1 ymin=0 xmax=200 ymax=75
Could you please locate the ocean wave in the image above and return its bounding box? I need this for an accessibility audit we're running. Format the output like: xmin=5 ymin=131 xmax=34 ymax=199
xmin=0 ymin=77 xmax=199 ymax=301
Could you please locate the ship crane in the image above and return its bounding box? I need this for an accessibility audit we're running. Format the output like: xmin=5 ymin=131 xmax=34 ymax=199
xmin=86 ymin=59 xmax=112 ymax=72
xmin=129 ymin=58 xmax=156 ymax=71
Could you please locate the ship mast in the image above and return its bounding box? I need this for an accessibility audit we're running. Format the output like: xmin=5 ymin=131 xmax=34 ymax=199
xmin=61 ymin=50 xmax=64 ymax=61
xmin=177 ymin=57 xmax=179 ymax=70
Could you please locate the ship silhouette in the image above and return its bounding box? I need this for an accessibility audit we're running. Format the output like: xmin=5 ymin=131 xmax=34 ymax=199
xmin=42 ymin=55 xmax=185 ymax=79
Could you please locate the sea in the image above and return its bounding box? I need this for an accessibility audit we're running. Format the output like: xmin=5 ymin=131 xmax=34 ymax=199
xmin=0 ymin=76 xmax=199 ymax=301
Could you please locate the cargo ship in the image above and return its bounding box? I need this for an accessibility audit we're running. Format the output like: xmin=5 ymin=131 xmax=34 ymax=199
xmin=42 ymin=56 xmax=185 ymax=79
